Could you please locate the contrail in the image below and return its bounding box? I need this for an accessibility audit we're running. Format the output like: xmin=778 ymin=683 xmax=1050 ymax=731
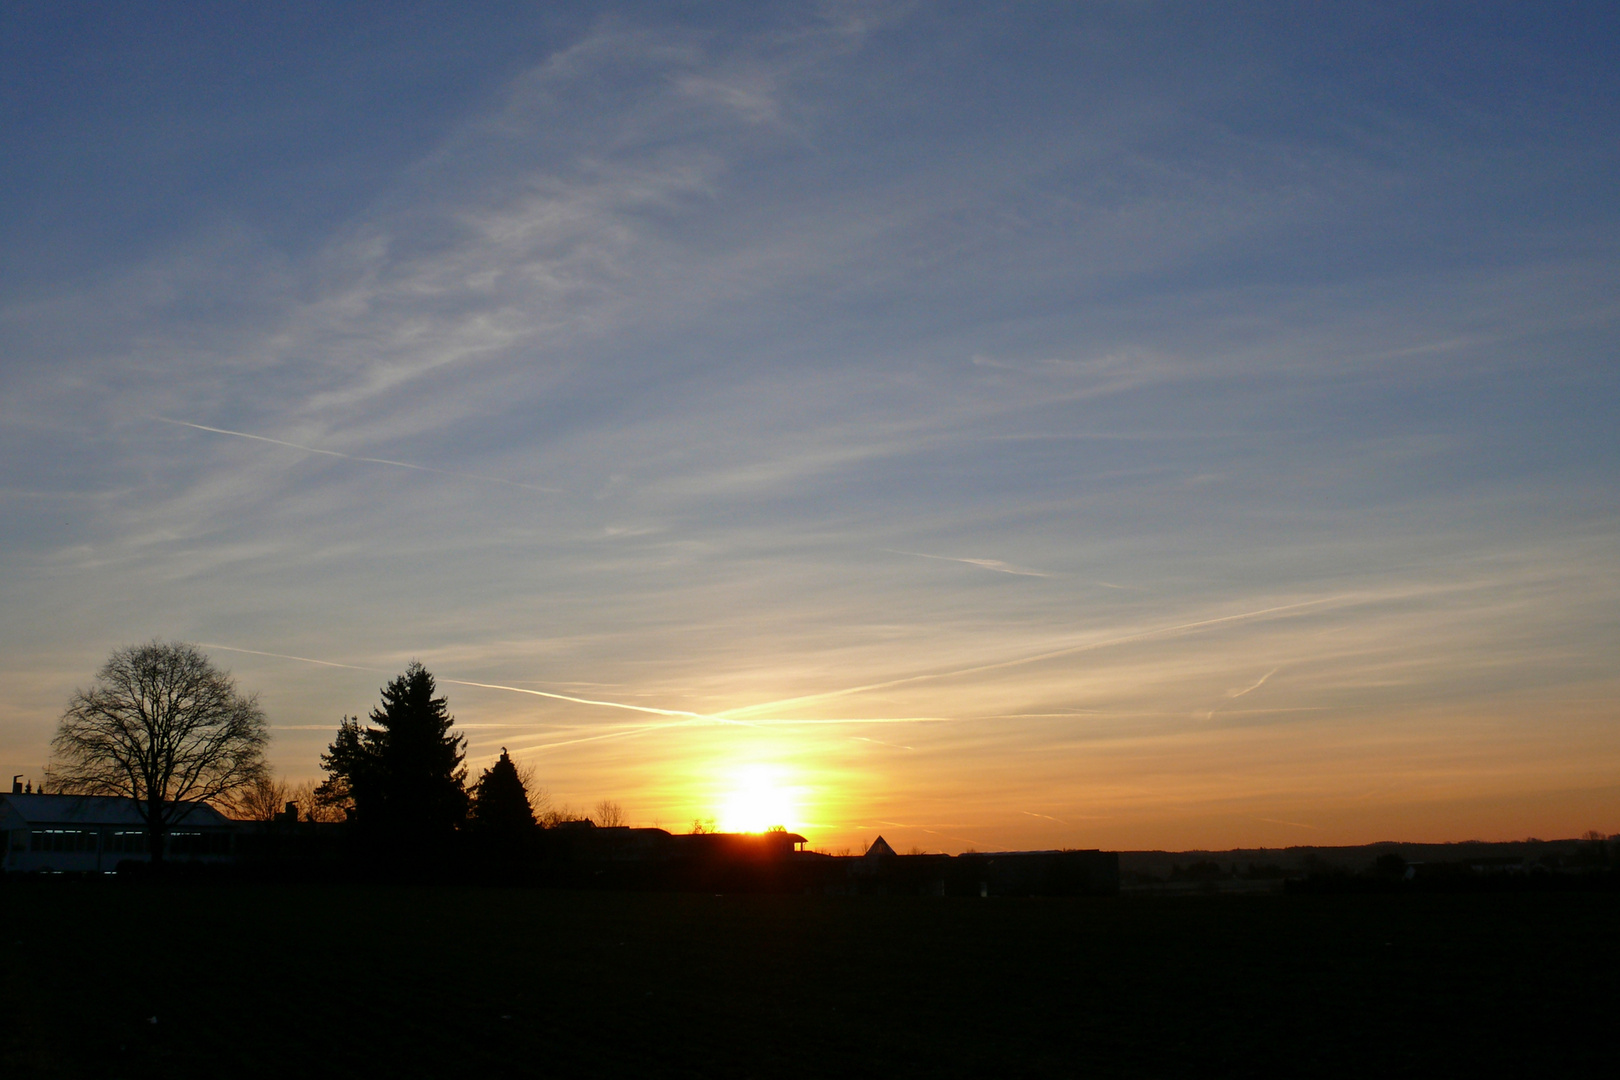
xmin=883 ymin=549 xmax=1051 ymax=577
xmin=850 ymin=735 xmax=916 ymax=750
xmin=721 ymin=596 xmax=1348 ymax=719
xmin=154 ymin=418 xmax=561 ymax=493
xmin=199 ymin=644 xmax=373 ymax=672
xmin=1021 ymin=810 xmax=1068 ymax=824
xmin=503 ymin=723 xmax=685 ymax=754
xmin=754 ymin=715 xmax=958 ymax=726
xmin=435 ymin=677 xmax=755 ymax=726
xmin=199 ymin=643 xmax=750 ymax=726
xmin=1227 ymin=667 xmax=1280 ymax=699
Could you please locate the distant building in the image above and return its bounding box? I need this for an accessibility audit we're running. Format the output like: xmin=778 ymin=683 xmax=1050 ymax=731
xmin=864 ymin=835 xmax=898 ymax=858
xmin=551 ymin=823 xmax=809 ymax=863
xmin=0 ymin=792 xmax=237 ymax=874
xmin=954 ymin=850 xmax=1119 ymax=897
xmin=843 ymin=840 xmax=1119 ymax=896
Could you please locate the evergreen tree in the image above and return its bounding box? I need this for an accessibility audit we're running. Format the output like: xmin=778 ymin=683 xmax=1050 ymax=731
xmin=320 ymin=662 xmax=468 ymax=844
xmin=470 ymin=747 xmax=537 ymax=839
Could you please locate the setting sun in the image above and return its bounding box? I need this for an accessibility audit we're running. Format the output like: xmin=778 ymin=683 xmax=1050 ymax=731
xmin=716 ymin=765 xmax=804 ymax=834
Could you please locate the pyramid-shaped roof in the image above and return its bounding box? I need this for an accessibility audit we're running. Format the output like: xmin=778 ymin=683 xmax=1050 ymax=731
xmin=865 ymin=835 xmax=897 ymax=858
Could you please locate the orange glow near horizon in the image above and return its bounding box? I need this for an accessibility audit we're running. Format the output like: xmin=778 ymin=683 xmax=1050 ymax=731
xmin=715 ymin=763 xmax=810 ymax=834
xmin=238 ymin=588 xmax=1620 ymax=855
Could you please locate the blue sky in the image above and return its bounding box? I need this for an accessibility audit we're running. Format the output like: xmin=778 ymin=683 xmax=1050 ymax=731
xmin=3 ymin=2 xmax=1617 ymax=849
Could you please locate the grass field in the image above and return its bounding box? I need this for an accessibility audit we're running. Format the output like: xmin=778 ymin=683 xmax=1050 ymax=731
xmin=3 ymin=881 xmax=1615 ymax=1077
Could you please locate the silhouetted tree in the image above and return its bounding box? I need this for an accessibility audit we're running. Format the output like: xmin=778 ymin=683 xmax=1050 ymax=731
xmin=537 ymin=803 xmax=581 ymax=828
xmin=592 ymin=799 xmax=626 ymax=827
xmin=232 ymin=774 xmax=291 ymax=822
xmin=47 ymin=641 xmax=268 ymax=861
xmin=470 ymin=748 xmax=537 ymax=839
xmin=1372 ymin=852 xmax=1407 ymax=880
xmin=317 ymin=716 xmax=365 ymax=816
xmin=1574 ymin=830 xmax=1611 ymax=868
xmin=507 ymin=755 xmax=551 ymax=820
xmin=319 ymin=662 xmax=468 ymax=848
xmin=289 ymin=777 xmax=348 ymax=823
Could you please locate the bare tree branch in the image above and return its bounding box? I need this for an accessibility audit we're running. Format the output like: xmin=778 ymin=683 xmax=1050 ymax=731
xmin=288 ymin=778 xmax=349 ymax=823
xmin=228 ymin=774 xmax=291 ymax=822
xmin=592 ymin=799 xmax=626 ymax=828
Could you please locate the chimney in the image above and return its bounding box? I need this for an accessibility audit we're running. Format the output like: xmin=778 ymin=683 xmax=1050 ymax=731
xmin=10 ymin=776 xmax=20 ymax=795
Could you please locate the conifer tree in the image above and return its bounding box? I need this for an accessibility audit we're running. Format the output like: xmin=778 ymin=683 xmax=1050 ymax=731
xmin=470 ymin=747 xmax=537 ymax=839
xmin=319 ymin=662 xmax=468 ymax=844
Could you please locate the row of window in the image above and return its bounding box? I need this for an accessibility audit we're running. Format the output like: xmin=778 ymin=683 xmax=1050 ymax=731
xmin=30 ymin=829 xmax=103 ymax=854
xmin=8 ymin=829 xmax=232 ymax=856
xmin=170 ymin=832 xmax=233 ymax=856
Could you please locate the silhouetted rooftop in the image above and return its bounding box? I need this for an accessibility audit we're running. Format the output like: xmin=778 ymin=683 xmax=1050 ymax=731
xmin=865 ymin=836 xmax=897 ymax=857
xmin=0 ymin=793 xmax=233 ymax=828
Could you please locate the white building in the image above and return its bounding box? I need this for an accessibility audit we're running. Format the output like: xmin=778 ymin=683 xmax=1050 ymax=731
xmin=0 ymin=792 xmax=237 ymax=873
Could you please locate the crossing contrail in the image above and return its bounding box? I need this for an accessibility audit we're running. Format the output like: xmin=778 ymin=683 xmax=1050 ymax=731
xmin=719 ymin=595 xmax=1348 ymax=719
xmin=204 ymin=594 xmax=1344 ymax=737
xmin=502 ymin=724 xmax=685 ymax=754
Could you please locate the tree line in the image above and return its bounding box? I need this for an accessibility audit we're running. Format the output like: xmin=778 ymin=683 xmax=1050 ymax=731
xmin=44 ymin=641 xmax=627 ymax=862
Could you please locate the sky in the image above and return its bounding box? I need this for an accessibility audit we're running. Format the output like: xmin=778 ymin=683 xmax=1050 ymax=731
xmin=3 ymin=1 xmax=1617 ymax=853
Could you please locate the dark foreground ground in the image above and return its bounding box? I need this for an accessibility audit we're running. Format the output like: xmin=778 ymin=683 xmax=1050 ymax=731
xmin=3 ymin=881 xmax=1614 ymax=1078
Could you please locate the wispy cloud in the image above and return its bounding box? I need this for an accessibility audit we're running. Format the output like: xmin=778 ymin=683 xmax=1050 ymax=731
xmin=3 ymin=6 xmax=1617 ymax=851
xmin=1254 ymin=817 xmax=1317 ymax=831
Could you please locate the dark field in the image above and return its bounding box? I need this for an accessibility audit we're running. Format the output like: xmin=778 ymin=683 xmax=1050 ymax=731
xmin=4 ymin=882 xmax=1615 ymax=1077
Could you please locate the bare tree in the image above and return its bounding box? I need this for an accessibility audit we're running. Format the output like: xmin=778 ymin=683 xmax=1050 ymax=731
xmin=231 ymin=774 xmax=290 ymax=822
xmin=512 ymin=757 xmax=553 ymax=821
xmin=537 ymin=804 xmax=579 ymax=829
xmin=592 ymin=799 xmax=627 ymax=828
xmin=289 ymin=778 xmax=348 ymax=824
xmin=48 ymin=641 xmax=268 ymax=861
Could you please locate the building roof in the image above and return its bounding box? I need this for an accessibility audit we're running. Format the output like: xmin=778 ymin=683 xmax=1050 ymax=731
xmin=866 ymin=835 xmax=897 ymax=858
xmin=0 ymin=793 xmax=234 ymax=829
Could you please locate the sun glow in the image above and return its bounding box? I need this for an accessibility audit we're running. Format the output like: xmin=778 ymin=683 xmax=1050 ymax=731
xmin=716 ymin=764 xmax=803 ymax=833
